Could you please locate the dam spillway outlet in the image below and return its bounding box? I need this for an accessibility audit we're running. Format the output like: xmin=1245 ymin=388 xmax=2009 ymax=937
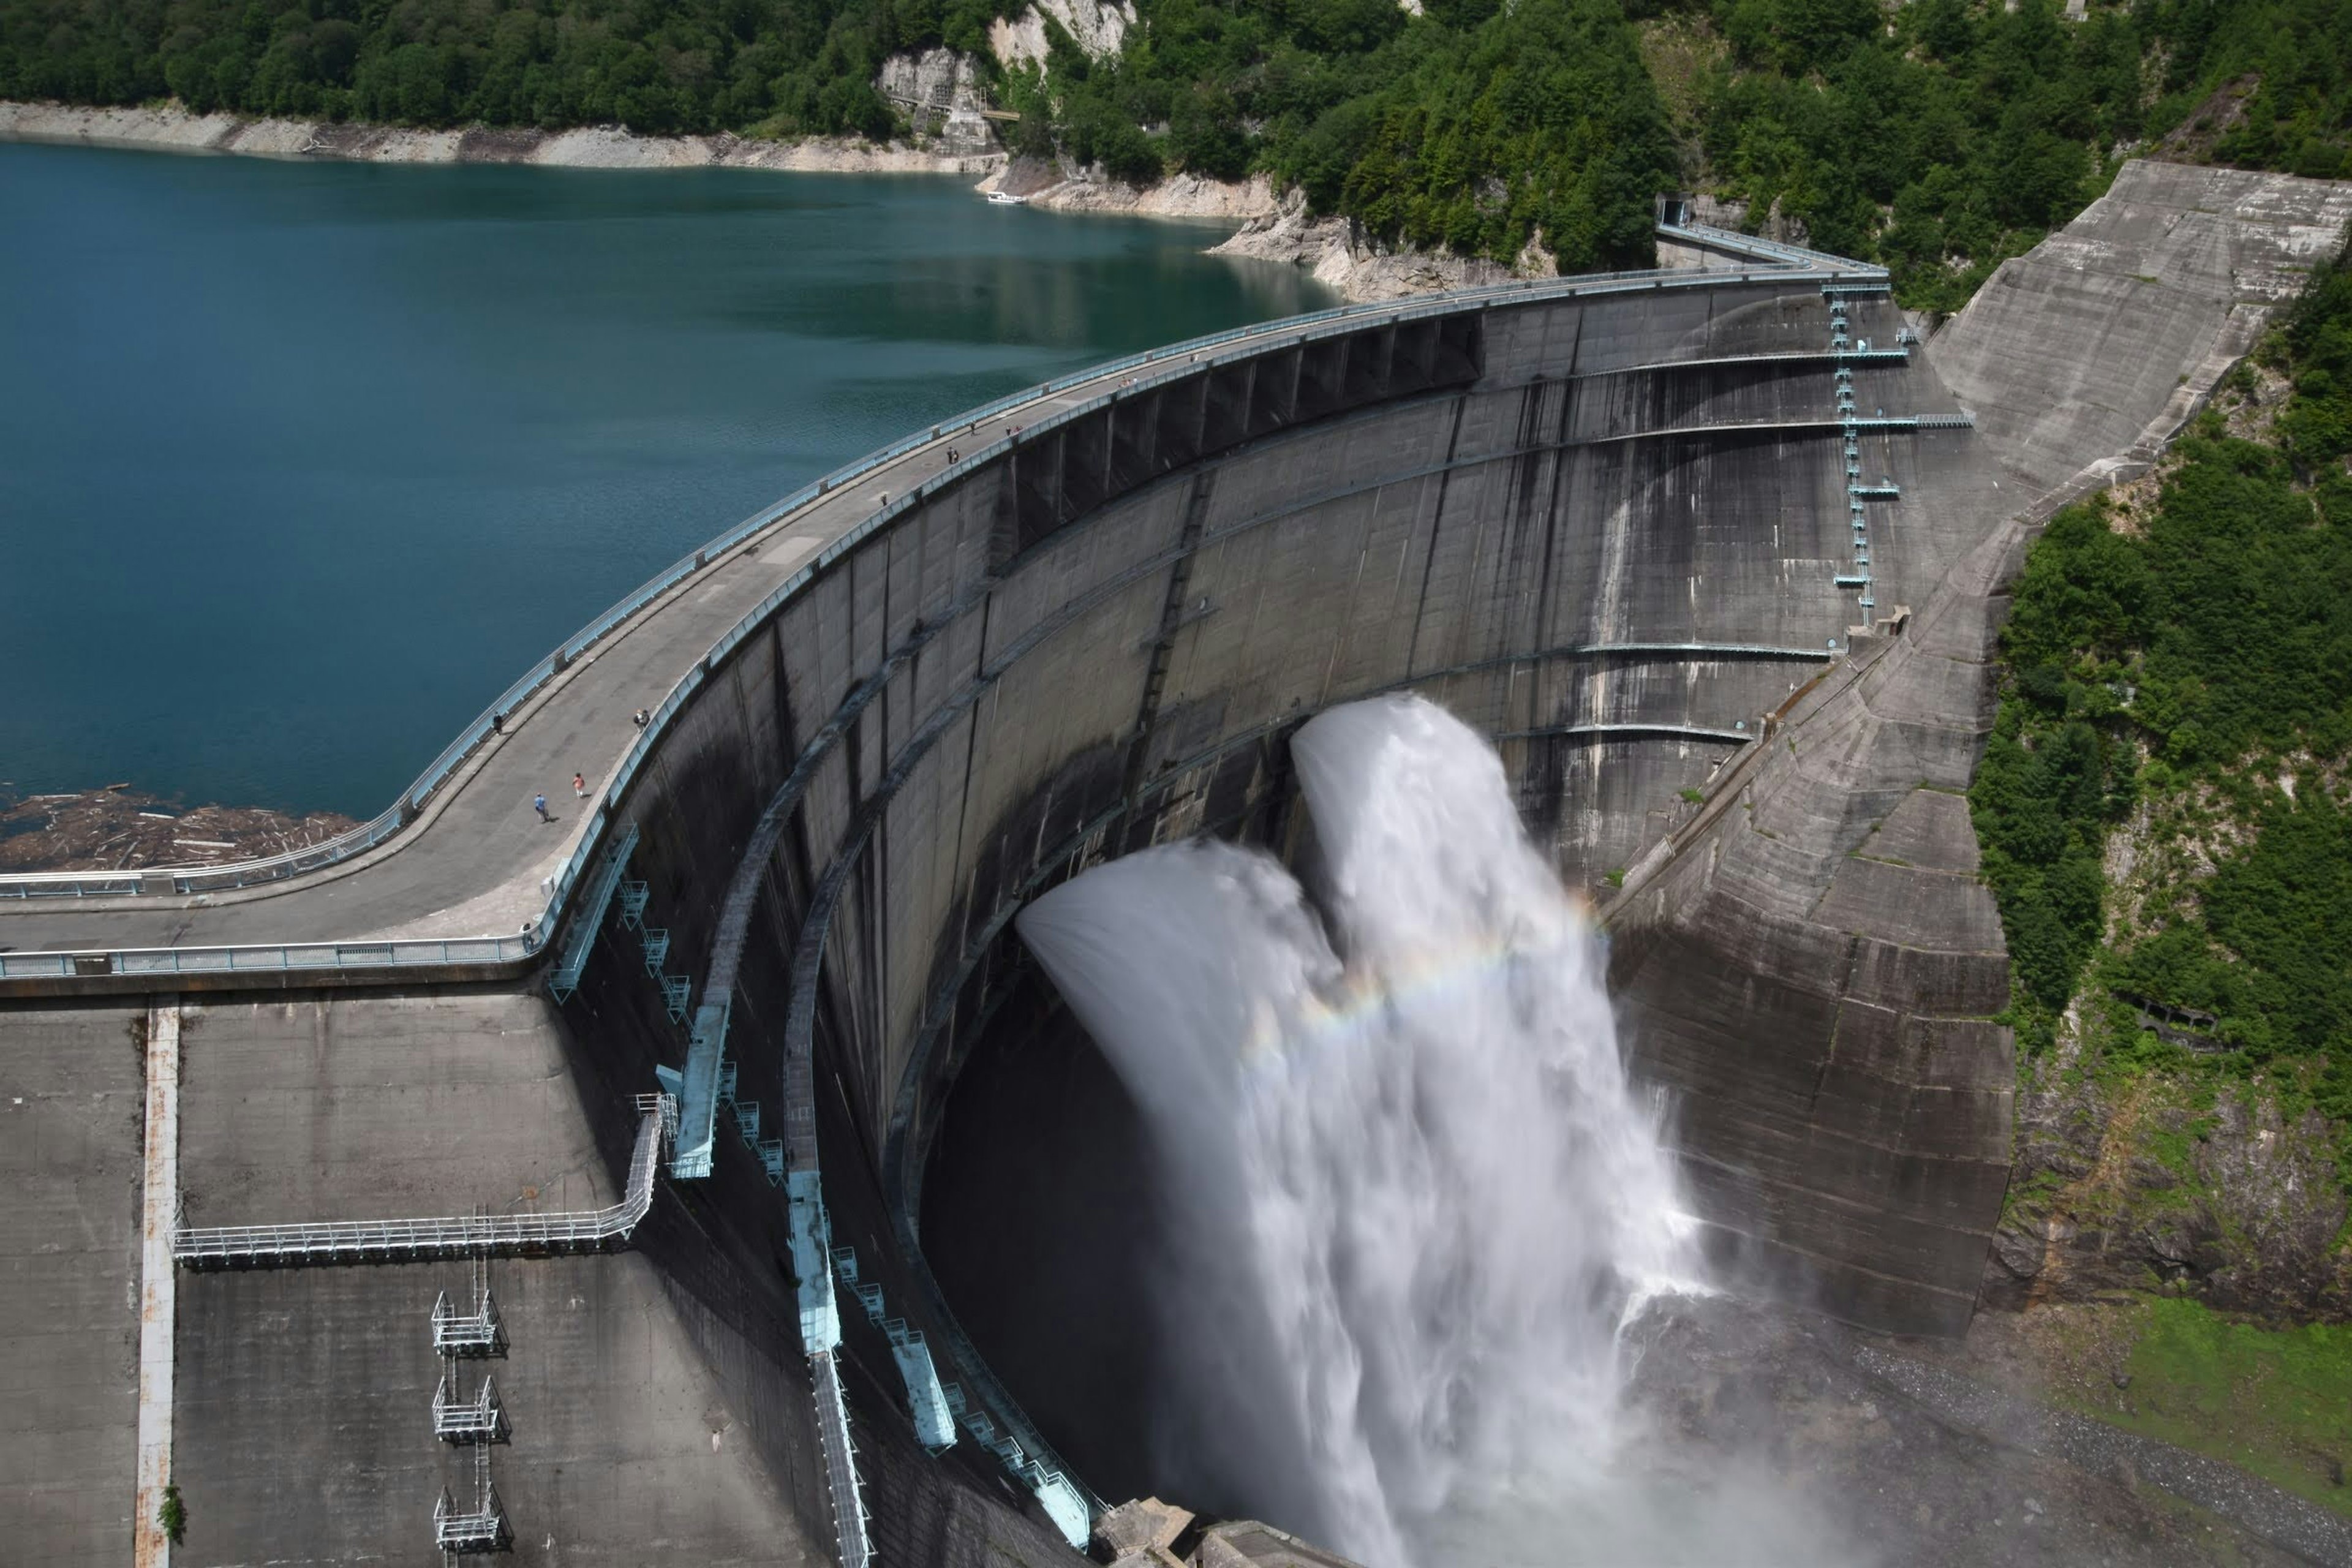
xmin=932 ymin=696 xmax=1705 ymax=1566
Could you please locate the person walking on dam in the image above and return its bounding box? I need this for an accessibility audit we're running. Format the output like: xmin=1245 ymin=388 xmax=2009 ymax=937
xmin=572 ymin=772 xmax=587 ymax=801
xmin=533 ymin=793 xmax=551 ymax=823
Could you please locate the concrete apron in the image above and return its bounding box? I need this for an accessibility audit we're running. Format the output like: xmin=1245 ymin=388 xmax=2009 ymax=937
xmin=134 ymin=1000 xmax=179 ymax=1568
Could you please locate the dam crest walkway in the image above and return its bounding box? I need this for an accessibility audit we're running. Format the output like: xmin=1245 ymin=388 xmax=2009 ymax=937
xmin=0 ymin=217 xmax=1894 ymax=989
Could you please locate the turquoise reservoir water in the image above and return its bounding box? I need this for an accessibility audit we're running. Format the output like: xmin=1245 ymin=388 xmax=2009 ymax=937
xmin=0 ymin=143 xmax=1332 ymax=815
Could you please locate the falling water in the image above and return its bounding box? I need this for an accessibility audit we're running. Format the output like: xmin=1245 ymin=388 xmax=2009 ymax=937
xmin=1015 ymin=695 xmax=1707 ymax=1566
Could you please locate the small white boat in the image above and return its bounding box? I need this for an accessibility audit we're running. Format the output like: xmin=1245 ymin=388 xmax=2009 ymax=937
xmin=986 ymin=190 xmax=1026 ymax=206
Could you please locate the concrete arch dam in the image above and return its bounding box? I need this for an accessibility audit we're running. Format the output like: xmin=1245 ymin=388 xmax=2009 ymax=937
xmin=9 ymin=162 xmax=2345 ymax=1567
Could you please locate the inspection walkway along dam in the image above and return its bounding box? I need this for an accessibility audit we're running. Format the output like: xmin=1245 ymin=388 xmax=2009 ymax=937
xmin=5 ymin=161 xmax=2348 ymax=1567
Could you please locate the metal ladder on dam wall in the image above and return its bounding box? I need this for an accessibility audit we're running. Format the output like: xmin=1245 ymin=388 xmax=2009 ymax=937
xmin=657 ymin=1000 xmax=1088 ymax=1558
xmin=1816 ymin=288 xmax=1975 ymax=619
xmin=833 ymin=1246 xmax=958 ymax=1453
xmin=434 ymin=1444 xmax=510 ymax=1558
xmin=431 ymin=1257 xmax=508 ymax=1357
xmin=170 ymin=1093 xmax=677 ymax=1267
xmin=547 ymin=824 xmax=639 ymax=1004
xmin=652 ymin=1041 xmax=786 ymax=1188
xmin=430 ymin=1252 xmax=512 ymax=1559
xmin=611 ymin=854 xmax=894 ymax=1567
xmin=781 ymin=1165 xmax=872 ymax=1566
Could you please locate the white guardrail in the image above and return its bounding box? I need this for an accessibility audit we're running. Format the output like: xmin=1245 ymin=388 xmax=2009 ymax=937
xmin=0 ymin=238 xmax=1889 ymax=984
xmin=170 ymin=1095 xmax=674 ymax=1266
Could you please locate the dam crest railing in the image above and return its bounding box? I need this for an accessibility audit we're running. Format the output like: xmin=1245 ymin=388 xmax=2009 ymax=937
xmin=0 ymin=224 xmax=1883 ymax=930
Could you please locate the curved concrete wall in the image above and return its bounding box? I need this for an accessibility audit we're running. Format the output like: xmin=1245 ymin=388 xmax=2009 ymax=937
xmin=17 ymin=167 xmax=2350 ymax=1566
xmin=557 ymin=267 xmax=2015 ymax=1479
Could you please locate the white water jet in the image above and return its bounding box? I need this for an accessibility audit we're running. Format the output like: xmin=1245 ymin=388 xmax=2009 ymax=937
xmin=1016 ymin=695 xmax=1704 ymax=1565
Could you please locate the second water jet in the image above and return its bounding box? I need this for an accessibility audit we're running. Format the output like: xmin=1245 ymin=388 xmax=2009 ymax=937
xmin=1017 ymin=694 xmax=1703 ymax=1564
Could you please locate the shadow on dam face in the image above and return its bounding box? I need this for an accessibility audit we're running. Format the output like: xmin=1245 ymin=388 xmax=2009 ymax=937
xmin=917 ymin=746 xmax=1335 ymax=1513
xmin=921 ymin=977 xmax=1168 ymax=1505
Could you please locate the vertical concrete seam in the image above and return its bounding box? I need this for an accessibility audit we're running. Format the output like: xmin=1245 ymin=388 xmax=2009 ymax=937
xmin=1527 ymin=371 xmax=1577 ymax=735
xmin=1403 ymin=391 xmax=1471 ymax=678
xmin=133 ymin=998 xmax=180 ymax=1568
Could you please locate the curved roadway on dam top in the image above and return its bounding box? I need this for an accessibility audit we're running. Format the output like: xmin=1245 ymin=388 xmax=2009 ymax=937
xmin=0 ymin=224 xmax=1875 ymax=974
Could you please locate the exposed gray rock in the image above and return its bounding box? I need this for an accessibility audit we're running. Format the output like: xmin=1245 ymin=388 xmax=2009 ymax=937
xmin=875 ymin=48 xmax=1000 ymax=156
xmin=1097 ymin=1494 xmax=1193 ymax=1558
xmin=1627 ymin=1295 xmax=2325 ymax=1567
xmin=1988 ymin=1044 xmax=2352 ymax=1317
xmin=1209 ymin=188 xmax=1556 ymax=303
xmin=0 ymin=99 xmax=1007 ymax=174
xmin=990 ymin=0 xmax=1136 ymax=69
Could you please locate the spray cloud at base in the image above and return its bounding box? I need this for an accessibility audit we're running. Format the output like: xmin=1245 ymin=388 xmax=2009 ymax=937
xmin=1015 ymin=695 xmax=1713 ymax=1565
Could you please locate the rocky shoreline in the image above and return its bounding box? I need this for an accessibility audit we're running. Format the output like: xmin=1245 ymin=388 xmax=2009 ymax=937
xmin=3 ymin=100 xmax=1550 ymax=303
xmin=1210 ymin=187 xmax=1560 ymax=303
xmin=0 ymin=99 xmax=1005 ymax=176
xmin=979 ymin=155 xmax=1560 ymax=301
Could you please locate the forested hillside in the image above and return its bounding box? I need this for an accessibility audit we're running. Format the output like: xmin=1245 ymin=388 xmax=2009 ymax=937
xmin=1977 ymin=249 xmax=2352 ymax=1317
xmin=1672 ymin=0 xmax=2352 ymax=307
xmin=6 ymin=0 xmax=2351 ymax=294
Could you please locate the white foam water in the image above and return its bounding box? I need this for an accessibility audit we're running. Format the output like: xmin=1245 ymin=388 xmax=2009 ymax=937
xmin=1016 ymin=695 xmax=1706 ymax=1565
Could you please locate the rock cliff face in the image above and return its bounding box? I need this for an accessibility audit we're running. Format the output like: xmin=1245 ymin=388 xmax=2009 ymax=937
xmin=1986 ymin=1039 xmax=2352 ymax=1317
xmin=979 ymin=154 xmax=1283 ymax=219
xmin=1207 ymin=189 xmax=1559 ymax=301
xmin=876 ymin=48 xmax=1000 ymax=157
xmin=970 ymin=168 xmax=1561 ymax=303
xmin=989 ymin=0 xmax=1137 ymax=69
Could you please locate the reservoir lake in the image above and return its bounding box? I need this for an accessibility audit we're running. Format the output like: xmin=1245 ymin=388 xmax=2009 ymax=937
xmin=0 ymin=141 xmax=1333 ymax=816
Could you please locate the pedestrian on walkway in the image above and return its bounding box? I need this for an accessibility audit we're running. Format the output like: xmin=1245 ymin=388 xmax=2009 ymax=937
xmin=533 ymin=793 xmax=551 ymax=823
xmin=572 ymin=772 xmax=587 ymax=800
xmin=491 ymin=712 xmax=504 ymax=736
xmin=632 ymin=708 xmax=650 ymax=728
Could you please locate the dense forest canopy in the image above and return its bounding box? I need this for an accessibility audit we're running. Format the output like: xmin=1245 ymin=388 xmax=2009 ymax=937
xmin=1971 ymin=247 xmax=2352 ymax=1176
xmin=4 ymin=0 xmax=2351 ymax=288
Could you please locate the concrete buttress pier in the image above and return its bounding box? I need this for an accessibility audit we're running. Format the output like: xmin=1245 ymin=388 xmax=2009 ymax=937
xmin=2 ymin=164 xmax=2348 ymax=1562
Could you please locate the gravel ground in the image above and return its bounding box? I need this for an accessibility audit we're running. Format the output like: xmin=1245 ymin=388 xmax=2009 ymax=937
xmin=1853 ymin=1343 xmax=2352 ymax=1566
xmin=1623 ymin=1294 xmax=2335 ymax=1567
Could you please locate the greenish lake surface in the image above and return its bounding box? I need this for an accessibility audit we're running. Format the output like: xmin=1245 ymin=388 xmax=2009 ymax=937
xmin=0 ymin=142 xmax=1333 ymax=815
